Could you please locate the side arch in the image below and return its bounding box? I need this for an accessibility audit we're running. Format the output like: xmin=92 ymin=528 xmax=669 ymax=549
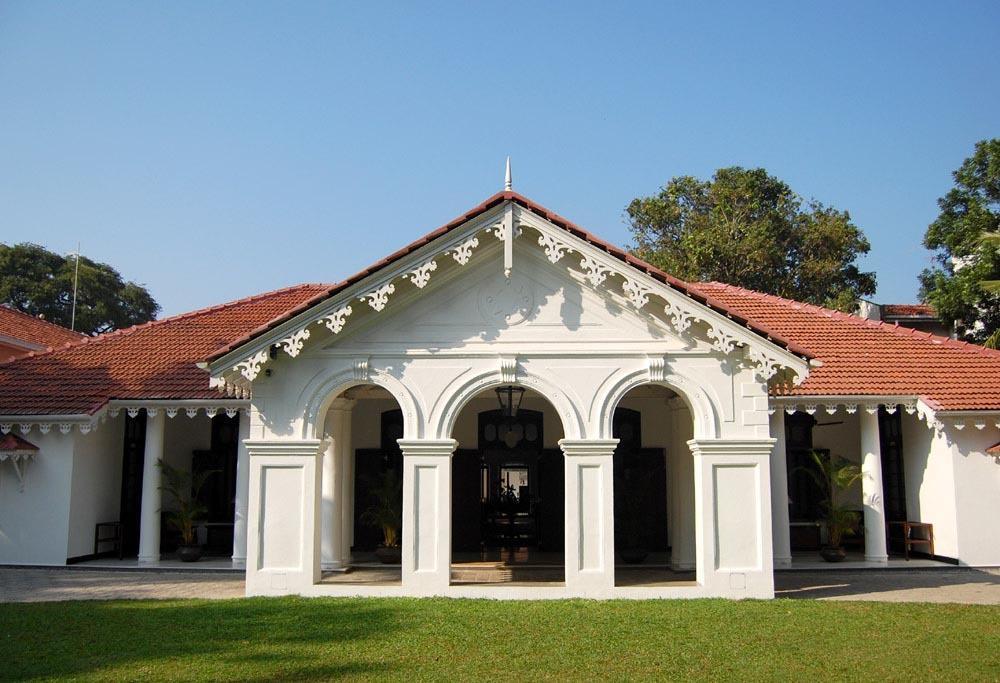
xmin=594 ymin=368 xmax=720 ymax=440
xmin=298 ymin=366 xmax=423 ymax=440
xmin=432 ymin=367 xmax=584 ymax=440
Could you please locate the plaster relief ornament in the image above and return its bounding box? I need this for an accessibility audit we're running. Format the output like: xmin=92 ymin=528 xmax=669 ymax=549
xmin=664 ymin=300 xmax=696 ymax=334
xmin=477 ymin=274 xmax=535 ymax=326
xmin=234 ymin=348 xmax=270 ymax=382
xmin=320 ymin=305 xmax=353 ymax=334
xmin=538 ymin=233 xmax=573 ymax=264
xmin=746 ymin=347 xmax=780 ymax=381
xmin=451 ymin=236 xmax=480 ymax=265
xmin=622 ymin=279 xmax=652 ymax=309
xmin=707 ymin=326 xmax=740 ymax=354
xmin=280 ymin=328 xmax=311 ymax=358
xmin=361 ymin=283 xmax=396 ymax=312
xmin=408 ymin=260 xmax=438 ymax=289
xmin=579 ymin=256 xmax=613 ymax=288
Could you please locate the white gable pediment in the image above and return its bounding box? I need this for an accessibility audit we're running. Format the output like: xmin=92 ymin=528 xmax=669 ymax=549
xmin=209 ymin=198 xmax=809 ymax=391
xmin=327 ymin=242 xmax=697 ymax=352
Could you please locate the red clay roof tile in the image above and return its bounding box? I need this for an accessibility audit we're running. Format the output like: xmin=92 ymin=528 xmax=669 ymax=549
xmin=0 ymin=306 xmax=84 ymax=350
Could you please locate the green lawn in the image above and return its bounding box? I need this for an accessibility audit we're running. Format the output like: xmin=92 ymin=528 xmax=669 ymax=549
xmin=2 ymin=597 xmax=997 ymax=681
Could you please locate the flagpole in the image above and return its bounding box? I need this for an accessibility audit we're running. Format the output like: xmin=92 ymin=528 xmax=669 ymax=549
xmin=71 ymin=242 xmax=80 ymax=332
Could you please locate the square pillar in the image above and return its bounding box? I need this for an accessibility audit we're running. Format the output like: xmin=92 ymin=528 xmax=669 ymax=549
xmin=860 ymin=409 xmax=889 ymax=564
xmin=322 ymin=398 xmax=354 ymax=571
xmin=137 ymin=409 xmax=165 ymax=565
xmin=244 ymin=439 xmax=325 ymax=596
xmin=769 ymin=411 xmax=792 ymax=568
xmin=688 ymin=439 xmax=775 ymax=599
xmin=231 ymin=411 xmax=251 ymax=569
xmin=398 ymin=439 xmax=456 ymax=594
xmin=560 ymin=439 xmax=617 ymax=597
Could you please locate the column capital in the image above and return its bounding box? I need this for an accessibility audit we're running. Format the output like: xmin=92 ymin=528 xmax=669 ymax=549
xmin=558 ymin=438 xmax=619 ymax=457
xmin=687 ymin=438 xmax=776 ymax=457
xmin=245 ymin=438 xmax=328 ymax=458
xmin=397 ymin=438 xmax=457 ymax=457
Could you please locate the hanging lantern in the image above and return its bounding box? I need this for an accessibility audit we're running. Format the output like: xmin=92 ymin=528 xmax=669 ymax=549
xmin=495 ymin=385 xmax=525 ymax=419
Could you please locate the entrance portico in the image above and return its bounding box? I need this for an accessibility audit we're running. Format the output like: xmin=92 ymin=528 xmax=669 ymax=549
xmin=214 ymin=190 xmax=809 ymax=599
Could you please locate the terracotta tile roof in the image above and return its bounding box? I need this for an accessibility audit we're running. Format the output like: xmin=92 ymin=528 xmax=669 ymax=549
xmin=693 ymin=283 xmax=1000 ymax=410
xmin=988 ymin=442 xmax=1000 ymax=455
xmin=0 ymin=284 xmax=329 ymax=416
xmin=881 ymin=304 xmax=937 ymax=318
xmin=0 ymin=306 xmax=84 ymax=350
xmin=0 ymin=433 xmax=39 ymax=453
xmin=206 ymin=191 xmax=812 ymax=362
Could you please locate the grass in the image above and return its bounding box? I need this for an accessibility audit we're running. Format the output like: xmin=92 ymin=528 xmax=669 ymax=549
xmin=2 ymin=597 xmax=998 ymax=681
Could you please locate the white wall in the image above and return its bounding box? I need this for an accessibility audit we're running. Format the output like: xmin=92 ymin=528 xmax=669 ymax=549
xmin=900 ymin=413 xmax=961 ymax=560
xmin=0 ymin=430 xmax=75 ymax=565
xmin=66 ymin=416 xmax=125 ymax=559
xmin=947 ymin=425 xmax=1000 ymax=566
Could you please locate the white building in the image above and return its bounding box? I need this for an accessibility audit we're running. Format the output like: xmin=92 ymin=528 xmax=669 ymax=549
xmin=1 ymin=186 xmax=998 ymax=600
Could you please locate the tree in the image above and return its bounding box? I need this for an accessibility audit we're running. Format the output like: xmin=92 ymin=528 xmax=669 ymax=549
xmin=920 ymin=139 xmax=1000 ymax=346
xmin=0 ymin=242 xmax=159 ymax=335
xmin=625 ymin=167 xmax=876 ymax=311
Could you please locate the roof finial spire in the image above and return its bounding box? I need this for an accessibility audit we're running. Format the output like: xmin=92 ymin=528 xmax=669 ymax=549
xmin=504 ymin=156 xmax=512 ymax=191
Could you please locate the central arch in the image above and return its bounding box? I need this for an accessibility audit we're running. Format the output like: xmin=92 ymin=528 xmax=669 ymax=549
xmin=445 ymin=383 xmax=570 ymax=586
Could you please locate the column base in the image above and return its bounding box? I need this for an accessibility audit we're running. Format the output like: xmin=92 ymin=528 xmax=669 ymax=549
xmin=670 ymin=561 xmax=696 ymax=571
xmin=137 ymin=556 xmax=160 ymax=566
xmin=321 ymin=561 xmax=350 ymax=572
xmin=773 ymin=556 xmax=792 ymax=569
xmin=231 ymin=557 xmax=246 ymax=570
xmin=864 ymin=555 xmax=889 ymax=565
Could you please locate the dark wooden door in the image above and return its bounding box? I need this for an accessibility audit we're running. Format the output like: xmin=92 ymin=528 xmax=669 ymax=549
xmin=613 ymin=408 xmax=668 ymax=552
xmin=119 ymin=410 xmax=146 ymax=557
xmin=535 ymin=449 xmax=564 ymax=551
xmin=879 ymin=408 xmax=908 ymax=523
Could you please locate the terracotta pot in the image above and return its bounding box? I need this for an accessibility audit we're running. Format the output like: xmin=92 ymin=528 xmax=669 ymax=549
xmin=176 ymin=544 xmax=204 ymax=562
xmin=819 ymin=545 xmax=847 ymax=562
xmin=374 ymin=546 xmax=401 ymax=564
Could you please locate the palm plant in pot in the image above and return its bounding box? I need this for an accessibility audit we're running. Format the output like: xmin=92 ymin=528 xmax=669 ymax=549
xmin=361 ymin=469 xmax=403 ymax=564
xmin=798 ymin=450 xmax=863 ymax=562
xmin=158 ymin=459 xmax=217 ymax=562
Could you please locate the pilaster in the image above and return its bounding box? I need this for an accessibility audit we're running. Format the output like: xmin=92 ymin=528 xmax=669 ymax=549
xmin=687 ymin=438 xmax=776 ymax=599
xmin=398 ymin=439 xmax=457 ymax=594
xmin=560 ymin=439 xmax=618 ymax=597
xmin=244 ymin=439 xmax=326 ymax=596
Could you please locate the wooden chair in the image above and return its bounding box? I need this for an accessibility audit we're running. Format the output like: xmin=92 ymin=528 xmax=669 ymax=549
xmin=889 ymin=521 xmax=934 ymax=560
xmin=93 ymin=521 xmax=123 ymax=560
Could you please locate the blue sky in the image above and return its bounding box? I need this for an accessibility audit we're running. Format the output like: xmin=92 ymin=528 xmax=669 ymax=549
xmin=2 ymin=2 xmax=997 ymax=317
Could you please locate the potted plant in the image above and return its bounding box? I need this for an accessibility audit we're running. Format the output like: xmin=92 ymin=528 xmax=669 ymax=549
xmin=798 ymin=450 xmax=863 ymax=562
xmin=158 ymin=459 xmax=217 ymax=562
xmin=361 ymin=469 xmax=403 ymax=564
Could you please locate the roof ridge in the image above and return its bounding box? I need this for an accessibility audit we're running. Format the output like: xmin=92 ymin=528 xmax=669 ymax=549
xmin=696 ymin=282 xmax=1000 ymax=359
xmin=1 ymin=282 xmax=332 ymax=367
xmin=0 ymin=304 xmax=86 ymax=338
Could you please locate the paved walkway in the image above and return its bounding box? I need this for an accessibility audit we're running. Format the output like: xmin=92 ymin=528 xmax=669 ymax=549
xmin=1 ymin=566 xmax=998 ymax=604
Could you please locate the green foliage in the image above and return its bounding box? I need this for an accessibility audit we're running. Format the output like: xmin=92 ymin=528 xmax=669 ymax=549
xmin=626 ymin=167 xmax=876 ymax=311
xmin=920 ymin=139 xmax=1000 ymax=344
xmin=360 ymin=469 xmax=402 ymax=548
xmin=0 ymin=242 xmax=159 ymax=335
xmin=157 ymin=459 xmax=217 ymax=545
xmin=2 ymin=597 xmax=998 ymax=680
xmin=797 ymin=451 xmax=863 ymax=548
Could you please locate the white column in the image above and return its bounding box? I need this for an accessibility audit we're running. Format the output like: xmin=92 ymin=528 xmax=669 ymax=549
xmin=560 ymin=439 xmax=617 ymax=597
xmin=341 ymin=418 xmax=355 ymax=563
xmin=688 ymin=439 xmax=775 ymax=599
xmin=137 ymin=409 xmax=165 ymax=565
xmin=322 ymin=399 xmax=354 ymax=571
xmin=231 ymin=410 xmax=251 ymax=569
xmin=769 ymin=410 xmax=792 ymax=568
xmin=860 ymin=409 xmax=888 ymax=564
xmin=244 ymin=439 xmax=325 ymax=596
xmin=398 ymin=439 xmax=456 ymax=594
xmin=669 ymin=401 xmax=695 ymax=571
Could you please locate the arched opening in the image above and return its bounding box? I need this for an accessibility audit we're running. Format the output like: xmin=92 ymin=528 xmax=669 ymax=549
xmin=317 ymin=383 xmax=406 ymax=585
xmin=611 ymin=383 xmax=697 ymax=587
xmin=448 ymin=385 xmax=567 ymax=585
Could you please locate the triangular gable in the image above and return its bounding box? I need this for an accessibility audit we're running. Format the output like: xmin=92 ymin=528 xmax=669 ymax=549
xmin=206 ymin=192 xmax=811 ymax=393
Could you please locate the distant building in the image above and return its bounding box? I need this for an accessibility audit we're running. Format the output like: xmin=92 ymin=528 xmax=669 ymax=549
xmin=0 ymin=306 xmax=85 ymax=363
xmin=857 ymin=300 xmax=952 ymax=338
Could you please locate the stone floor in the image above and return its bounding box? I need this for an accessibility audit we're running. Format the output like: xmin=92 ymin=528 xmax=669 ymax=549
xmin=1 ymin=565 xmax=997 ymax=604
